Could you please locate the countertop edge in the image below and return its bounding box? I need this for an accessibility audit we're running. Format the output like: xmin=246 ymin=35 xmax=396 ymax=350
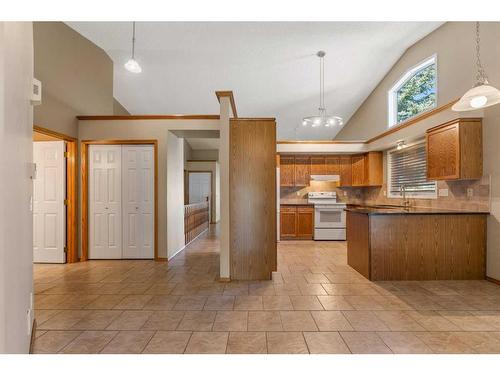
xmin=345 ymin=206 xmax=490 ymax=215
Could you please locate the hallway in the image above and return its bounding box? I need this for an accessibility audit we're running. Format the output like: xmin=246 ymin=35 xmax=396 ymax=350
xmin=33 ymin=230 xmax=500 ymax=354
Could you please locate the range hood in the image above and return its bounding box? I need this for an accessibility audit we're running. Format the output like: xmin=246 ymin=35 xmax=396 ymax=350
xmin=310 ymin=175 xmax=340 ymax=182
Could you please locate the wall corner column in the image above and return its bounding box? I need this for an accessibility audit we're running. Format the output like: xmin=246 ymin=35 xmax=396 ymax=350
xmin=219 ymin=97 xmax=231 ymax=280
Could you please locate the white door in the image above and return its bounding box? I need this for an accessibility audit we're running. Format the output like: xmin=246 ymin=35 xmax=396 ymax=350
xmin=122 ymin=145 xmax=154 ymax=259
xmin=189 ymin=172 xmax=211 ymax=204
xmin=33 ymin=141 xmax=66 ymax=263
xmin=89 ymin=145 xmax=122 ymax=259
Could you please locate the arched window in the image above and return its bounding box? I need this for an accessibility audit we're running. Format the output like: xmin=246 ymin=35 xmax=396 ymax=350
xmin=388 ymin=55 xmax=437 ymax=127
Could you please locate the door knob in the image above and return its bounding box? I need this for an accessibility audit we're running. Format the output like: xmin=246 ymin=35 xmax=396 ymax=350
xmin=105 ymin=207 xmax=109 ymax=210
xmin=135 ymin=206 xmax=139 ymax=210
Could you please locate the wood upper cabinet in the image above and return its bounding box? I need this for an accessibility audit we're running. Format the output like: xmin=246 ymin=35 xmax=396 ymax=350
xmin=294 ymin=155 xmax=311 ymax=186
xmin=310 ymin=155 xmax=327 ymax=175
xmin=325 ymin=155 xmax=340 ymax=175
xmin=426 ymin=119 xmax=482 ymax=180
xmin=280 ymin=205 xmax=314 ymax=240
xmin=280 ymin=155 xmax=295 ymax=186
xmin=351 ymin=152 xmax=383 ymax=187
xmin=339 ymin=156 xmax=352 ymax=187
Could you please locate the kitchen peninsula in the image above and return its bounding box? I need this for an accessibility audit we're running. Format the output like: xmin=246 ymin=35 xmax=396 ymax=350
xmin=346 ymin=206 xmax=488 ymax=281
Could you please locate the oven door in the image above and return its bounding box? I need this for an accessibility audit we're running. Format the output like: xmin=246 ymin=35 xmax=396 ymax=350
xmin=314 ymin=205 xmax=346 ymax=229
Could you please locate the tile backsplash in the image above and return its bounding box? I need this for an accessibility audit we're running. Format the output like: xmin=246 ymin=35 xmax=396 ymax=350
xmin=280 ymin=176 xmax=491 ymax=212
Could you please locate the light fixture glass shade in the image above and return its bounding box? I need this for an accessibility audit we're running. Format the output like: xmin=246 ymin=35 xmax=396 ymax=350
xmin=452 ymin=84 xmax=500 ymax=111
xmin=124 ymin=58 xmax=142 ymax=73
xmin=302 ymin=115 xmax=343 ymax=127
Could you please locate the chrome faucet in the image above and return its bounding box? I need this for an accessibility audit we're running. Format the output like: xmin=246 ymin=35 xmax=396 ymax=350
xmin=400 ymin=184 xmax=411 ymax=209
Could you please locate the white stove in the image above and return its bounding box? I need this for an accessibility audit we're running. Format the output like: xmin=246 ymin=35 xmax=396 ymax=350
xmin=308 ymin=192 xmax=346 ymax=240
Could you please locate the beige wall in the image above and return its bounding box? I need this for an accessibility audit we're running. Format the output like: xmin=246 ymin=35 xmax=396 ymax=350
xmin=33 ymin=22 xmax=114 ymax=138
xmin=78 ymin=119 xmax=219 ymax=259
xmin=0 ymin=22 xmax=34 ymax=353
xmin=336 ymin=22 xmax=500 ymax=280
xmin=113 ymin=98 xmax=130 ymax=115
xmin=190 ymin=149 xmax=219 ymax=161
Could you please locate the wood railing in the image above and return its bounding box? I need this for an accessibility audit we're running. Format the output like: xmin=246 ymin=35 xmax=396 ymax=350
xmin=184 ymin=200 xmax=209 ymax=245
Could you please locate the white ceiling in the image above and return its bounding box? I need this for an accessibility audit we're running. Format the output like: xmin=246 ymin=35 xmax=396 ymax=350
xmin=185 ymin=138 xmax=220 ymax=150
xmin=67 ymin=22 xmax=442 ymax=140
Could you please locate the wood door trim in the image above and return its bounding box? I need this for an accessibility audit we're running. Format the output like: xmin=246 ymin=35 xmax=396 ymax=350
xmin=215 ymin=91 xmax=238 ymax=118
xmin=77 ymin=114 xmax=220 ymax=120
xmin=33 ymin=126 xmax=78 ymax=263
xmin=81 ymin=140 xmax=159 ymax=261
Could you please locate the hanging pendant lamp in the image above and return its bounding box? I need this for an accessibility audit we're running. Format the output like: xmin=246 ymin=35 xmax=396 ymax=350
xmin=302 ymin=51 xmax=343 ymax=127
xmin=452 ymin=22 xmax=500 ymax=111
xmin=124 ymin=22 xmax=142 ymax=73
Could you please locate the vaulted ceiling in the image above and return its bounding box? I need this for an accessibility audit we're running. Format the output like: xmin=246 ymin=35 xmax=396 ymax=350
xmin=67 ymin=22 xmax=442 ymax=140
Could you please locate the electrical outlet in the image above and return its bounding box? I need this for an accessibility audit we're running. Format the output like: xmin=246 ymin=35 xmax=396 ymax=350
xmin=467 ymin=188 xmax=474 ymax=198
xmin=383 ymin=190 xmax=386 ymax=196
xmin=438 ymin=188 xmax=449 ymax=197
xmin=343 ymin=191 xmax=347 ymax=196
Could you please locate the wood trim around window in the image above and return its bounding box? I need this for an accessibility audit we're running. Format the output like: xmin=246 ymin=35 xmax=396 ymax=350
xmin=81 ymin=140 xmax=159 ymax=261
xmin=215 ymin=91 xmax=238 ymax=118
xmin=33 ymin=125 xmax=78 ymax=263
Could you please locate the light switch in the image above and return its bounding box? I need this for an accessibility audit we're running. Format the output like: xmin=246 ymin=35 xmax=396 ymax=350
xmin=438 ymin=188 xmax=449 ymax=197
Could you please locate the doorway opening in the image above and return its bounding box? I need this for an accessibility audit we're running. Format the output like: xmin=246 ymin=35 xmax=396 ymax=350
xmin=32 ymin=126 xmax=77 ymax=264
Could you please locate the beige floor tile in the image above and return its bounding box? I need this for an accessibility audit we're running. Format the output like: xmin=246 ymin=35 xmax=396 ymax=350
xmin=55 ymin=294 xmax=101 ymax=309
xmin=342 ymin=311 xmax=390 ymax=331
xmin=373 ymin=311 xmax=426 ymax=331
xmin=413 ymin=332 xmax=474 ymax=353
xmin=280 ymin=311 xmax=318 ymax=331
xmin=213 ymin=311 xmax=248 ymax=331
xmin=142 ymin=295 xmax=180 ymax=310
xmin=290 ymin=296 xmax=324 ymax=310
xmin=298 ymin=284 xmax=328 ymax=296
xmin=304 ymin=273 xmax=330 ymax=284
xmin=223 ymin=283 xmax=249 ymax=296
xmin=32 ymin=330 xmax=82 ymax=354
xmin=113 ymin=295 xmax=154 ymax=310
xmin=340 ymin=332 xmax=392 ymax=354
xmin=343 ymin=295 xmax=386 ymax=310
xmin=234 ymin=296 xmax=263 ymax=310
xmin=38 ymin=310 xmax=91 ymax=330
xmin=377 ymin=332 xmax=432 ymax=354
xmin=438 ymin=311 xmax=496 ymax=331
xmin=452 ymin=332 xmax=500 ymax=353
xmin=249 ymin=283 xmax=276 ymax=296
xmin=247 ymin=311 xmax=283 ymax=331
xmin=84 ymin=295 xmax=126 ymax=309
xmin=203 ymin=295 xmax=235 ymax=310
xmin=263 ymin=295 xmax=293 ymax=310
xmin=317 ymin=296 xmax=354 ymax=310
xmin=267 ymin=332 xmax=309 ymax=354
xmin=177 ymin=311 xmax=216 ymax=331
xmin=470 ymin=311 xmax=500 ymax=330
xmin=101 ymin=330 xmax=155 ymax=354
xmin=106 ymin=310 xmax=153 ymax=330
xmin=173 ymin=296 xmax=208 ymax=310
xmin=274 ymin=284 xmax=301 ymax=296
xmin=35 ymin=309 xmax=61 ymax=325
xmin=142 ymin=331 xmax=192 ymax=354
xmin=311 ymin=311 xmax=353 ymax=331
xmin=61 ymin=330 xmax=118 ymax=354
xmin=142 ymin=311 xmax=185 ymax=330
xmin=226 ymin=332 xmax=267 ymax=354
xmin=71 ymin=310 xmax=122 ymax=330
xmin=322 ymin=283 xmax=381 ymax=296
xmin=185 ymin=332 xmax=229 ymax=354
xmin=304 ymin=332 xmax=351 ymax=354
xmin=405 ymin=310 xmax=462 ymax=331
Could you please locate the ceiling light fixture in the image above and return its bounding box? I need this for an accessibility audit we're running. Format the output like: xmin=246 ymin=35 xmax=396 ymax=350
xmin=302 ymin=51 xmax=343 ymax=128
xmin=452 ymin=22 xmax=500 ymax=111
xmin=396 ymin=141 xmax=406 ymax=150
xmin=124 ymin=22 xmax=142 ymax=74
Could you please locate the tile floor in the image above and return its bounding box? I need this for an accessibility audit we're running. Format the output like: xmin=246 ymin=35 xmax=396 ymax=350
xmin=32 ymin=226 xmax=500 ymax=354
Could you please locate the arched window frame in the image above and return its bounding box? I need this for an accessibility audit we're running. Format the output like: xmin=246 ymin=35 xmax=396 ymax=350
xmin=388 ymin=54 xmax=438 ymax=128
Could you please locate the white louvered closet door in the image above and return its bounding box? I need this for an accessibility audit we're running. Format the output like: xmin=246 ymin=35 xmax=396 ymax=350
xmin=89 ymin=145 xmax=122 ymax=259
xmin=122 ymin=145 xmax=154 ymax=259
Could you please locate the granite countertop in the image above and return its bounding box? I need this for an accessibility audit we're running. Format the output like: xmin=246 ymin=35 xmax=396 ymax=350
xmin=280 ymin=200 xmax=313 ymax=206
xmin=345 ymin=205 xmax=490 ymax=215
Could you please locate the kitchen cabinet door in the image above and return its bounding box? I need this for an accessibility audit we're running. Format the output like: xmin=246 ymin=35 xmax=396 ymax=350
xmin=351 ymin=155 xmax=366 ymax=186
xmin=297 ymin=206 xmax=314 ymax=239
xmin=280 ymin=155 xmax=295 ymax=186
xmin=339 ymin=156 xmax=352 ymax=186
xmin=294 ymin=155 xmax=311 ymax=186
xmin=310 ymin=155 xmax=326 ymax=175
xmin=427 ymin=123 xmax=460 ymax=180
xmin=280 ymin=206 xmax=297 ymax=238
xmin=325 ymin=155 xmax=340 ymax=175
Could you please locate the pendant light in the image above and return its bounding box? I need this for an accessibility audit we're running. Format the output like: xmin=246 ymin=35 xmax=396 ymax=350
xmin=452 ymin=22 xmax=500 ymax=111
xmin=124 ymin=22 xmax=142 ymax=74
xmin=302 ymin=51 xmax=343 ymax=127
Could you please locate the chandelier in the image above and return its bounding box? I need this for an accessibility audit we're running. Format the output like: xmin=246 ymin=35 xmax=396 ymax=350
xmin=302 ymin=51 xmax=343 ymax=128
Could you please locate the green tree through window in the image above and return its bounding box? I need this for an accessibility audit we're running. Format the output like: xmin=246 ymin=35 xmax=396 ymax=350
xmin=396 ymin=64 xmax=436 ymax=123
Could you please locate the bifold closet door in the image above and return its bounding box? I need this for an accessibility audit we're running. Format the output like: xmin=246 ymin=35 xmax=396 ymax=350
xmin=89 ymin=145 xmax=122 ymax=259
xmin=33 ymin=141 xmax=66 ymax=263
xmin=122 ymin=145 xmax=154 ymax=259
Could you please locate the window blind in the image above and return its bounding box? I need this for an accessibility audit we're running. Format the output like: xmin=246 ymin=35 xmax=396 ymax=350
xmin=389 ymin=143 xmax=436 ymax=196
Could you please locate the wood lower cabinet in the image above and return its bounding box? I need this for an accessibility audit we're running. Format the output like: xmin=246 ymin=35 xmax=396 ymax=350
xmin=426 ymin=118 xmax=482 ymax=180
xmin=280 ymin=205 xmax=314 ymax=240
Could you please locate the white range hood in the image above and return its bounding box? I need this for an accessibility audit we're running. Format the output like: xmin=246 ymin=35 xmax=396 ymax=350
xmin=310 ymin=175 xmax=340 ymax=182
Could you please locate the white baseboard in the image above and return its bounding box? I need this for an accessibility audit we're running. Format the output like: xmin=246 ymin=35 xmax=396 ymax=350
xmin=168 ymin=227 xmax=209 ymax=261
